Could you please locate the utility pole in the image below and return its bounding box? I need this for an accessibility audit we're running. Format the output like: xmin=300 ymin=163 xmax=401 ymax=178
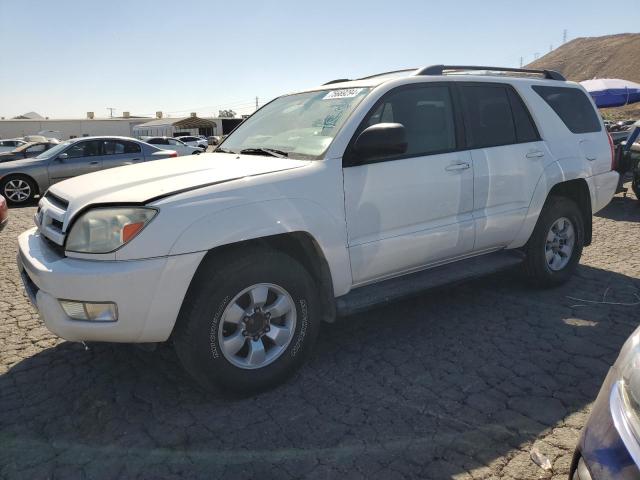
xmin=519 ymin=56 xmax=523 ymax=68
xmin=255 ymin=97 xmax=259 ymax=111
xmin=534 ymin=52 xmax=540 ymax=60
xmin=106 ymin=107 xmax=115 ymax=118
xmin=563 ymin=29 xmax=568 ymax=44
xmin=549 ymin=44 xmax=553 ymax=53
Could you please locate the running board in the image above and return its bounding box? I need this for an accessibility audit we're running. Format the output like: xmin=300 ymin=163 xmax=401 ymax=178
xmin=336 ymin=250 xmax=524 ymax=317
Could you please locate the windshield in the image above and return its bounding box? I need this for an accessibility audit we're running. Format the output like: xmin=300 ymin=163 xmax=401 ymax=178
xmin=35 ymin=140 xmax=71 ymax=159
xmin=219 ymin=87 xmax=371 ymax=159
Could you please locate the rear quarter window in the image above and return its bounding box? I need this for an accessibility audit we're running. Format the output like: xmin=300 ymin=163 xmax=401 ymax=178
xmin=532 ymin=86 xmax=601 ymax=134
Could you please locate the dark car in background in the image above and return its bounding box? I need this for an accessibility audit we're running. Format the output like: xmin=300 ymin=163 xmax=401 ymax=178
xmin=570 ymin=324 xmax=640 ymax=479
xmin=0 ymin=136 xmax=178 ymax=205
xmin=0 ymin=140 xmax=60 ymax=163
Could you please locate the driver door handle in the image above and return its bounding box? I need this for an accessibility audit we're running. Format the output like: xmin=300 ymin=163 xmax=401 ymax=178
xmin=445 ymin=162 xmax=470 ymax=171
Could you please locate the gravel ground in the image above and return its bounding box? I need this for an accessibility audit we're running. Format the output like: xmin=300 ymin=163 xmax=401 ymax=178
xmin=1 ymin=190 xmax=639 ymax=480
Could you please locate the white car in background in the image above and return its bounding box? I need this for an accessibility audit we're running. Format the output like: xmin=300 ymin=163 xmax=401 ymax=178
xmin=177 ymin=136 xmax=208 ymax=150
xmin=142 ymin=137 xmax=202 ymax=156
xmin=0 ymin=139 xmax=27 ymax=153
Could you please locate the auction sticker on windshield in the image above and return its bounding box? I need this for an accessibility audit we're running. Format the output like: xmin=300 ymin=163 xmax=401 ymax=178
xmin=323 ymin=88 xmax=363 ymax=100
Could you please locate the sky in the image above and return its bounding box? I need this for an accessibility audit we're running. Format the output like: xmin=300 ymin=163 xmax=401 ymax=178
xmin=0 ymin=0 xmax=637 ymax=119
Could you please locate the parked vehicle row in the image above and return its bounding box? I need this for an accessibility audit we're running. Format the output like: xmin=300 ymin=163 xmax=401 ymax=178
xmin=0 ymin=136 xmax=178 ymax=205
xmin=142 ymin=136 xmax=203 ymax=156
xmin=0 ymin=139 xmax=27 ymax=153
xmin=16 ymin=65 xmax=619 ymax=395
xmin=0 ymin=140 xmax=60 ymax=163
xmin=176 ymin=135 xmax=208 ymax=150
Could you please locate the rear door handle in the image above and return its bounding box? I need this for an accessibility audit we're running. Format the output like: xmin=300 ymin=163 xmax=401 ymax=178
xmin=445 ymin=162 xmax=470 ymax=172
xmin=89 ymin=161 xmax=100 ymax=165
xmin=526 ymin=150 xmax=545 ymax=158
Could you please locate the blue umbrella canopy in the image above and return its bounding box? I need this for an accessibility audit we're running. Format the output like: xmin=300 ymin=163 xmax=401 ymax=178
xmin=581 ymin=78 xmax=640 ymax=108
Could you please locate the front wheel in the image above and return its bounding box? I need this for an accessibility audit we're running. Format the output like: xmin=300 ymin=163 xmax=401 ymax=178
xmin=173 ymin=249 xmax=321 ymax=393
xmin=523 ymin=196 xmax=584 ymax=287
xmin=1 ymin=175 xmax=36 ymax=205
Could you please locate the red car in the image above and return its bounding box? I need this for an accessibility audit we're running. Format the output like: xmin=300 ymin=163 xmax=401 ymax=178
xmin=0 ymin=194 xmax=7 ymax=231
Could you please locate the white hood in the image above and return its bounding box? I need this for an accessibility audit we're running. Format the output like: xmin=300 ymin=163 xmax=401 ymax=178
xmin=48 ymin=153 xmax=308 ymax=218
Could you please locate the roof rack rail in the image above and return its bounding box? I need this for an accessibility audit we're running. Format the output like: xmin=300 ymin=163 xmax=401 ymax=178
xmin=415 ymin=65 xmax=566 ymax=81
xmin=357 ymin=68 xmax=417 ymax=80
xmin=322 ymin=78 xmax=352 ymax=85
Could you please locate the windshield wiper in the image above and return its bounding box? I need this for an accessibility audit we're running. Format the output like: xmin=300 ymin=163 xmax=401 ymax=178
xmin=214 ymin=147 xmax=236 ymax=154
xmin=239 ymin=147 xmax=288 ymax=158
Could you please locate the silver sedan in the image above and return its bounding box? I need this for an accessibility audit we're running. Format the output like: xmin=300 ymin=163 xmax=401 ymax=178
xmin=0 ymin=136 xmax=177 ymax=205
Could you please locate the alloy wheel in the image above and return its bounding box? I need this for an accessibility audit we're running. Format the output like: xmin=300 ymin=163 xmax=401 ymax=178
xmin=545 ymin=217 xmax=575 ymax=271
xmin=218 ymin=283 xmax=297 ymax=370
xmin=4 ymin=179 xmax=31 ymax=203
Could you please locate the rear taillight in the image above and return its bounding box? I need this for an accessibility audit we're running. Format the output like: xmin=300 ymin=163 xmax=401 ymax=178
xmin=169 ymin=152 xmax=178 ymax=158
xmin=607 ymin=133 xmax=616 ymax=171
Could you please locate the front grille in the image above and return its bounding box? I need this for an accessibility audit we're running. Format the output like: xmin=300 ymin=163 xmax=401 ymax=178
xmin=36 ymin=192 xmax=69 ymax=252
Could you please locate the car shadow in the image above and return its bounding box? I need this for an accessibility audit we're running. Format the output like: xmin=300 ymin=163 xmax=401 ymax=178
xmin=1 ymin=263 xmax=639 ymax=479
xmin=596 ymin=189 xmax=639 ymax=222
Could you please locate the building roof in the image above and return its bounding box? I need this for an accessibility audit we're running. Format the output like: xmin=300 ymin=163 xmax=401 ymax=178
xmin=133 ymin=116 xmax=217 ymax=129
xmin=13 ymin=111 xmax=44 ymax=120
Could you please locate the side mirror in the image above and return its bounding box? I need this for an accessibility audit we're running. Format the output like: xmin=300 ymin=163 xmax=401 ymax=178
xmin=351 ymin=123 xmax=407 ymax=163
xmin=57 ymin=152 xmax=69 ymax=161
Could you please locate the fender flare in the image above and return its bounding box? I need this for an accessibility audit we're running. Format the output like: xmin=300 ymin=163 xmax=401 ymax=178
xmin=168 ymin=197 xmax=352 ymax=296
xmin=508 ymin=159 xmax=595 ymax=249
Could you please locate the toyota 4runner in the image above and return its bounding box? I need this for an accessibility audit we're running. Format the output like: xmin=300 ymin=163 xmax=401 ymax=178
xmin=17 ymin=65 xmax=620 ymax=392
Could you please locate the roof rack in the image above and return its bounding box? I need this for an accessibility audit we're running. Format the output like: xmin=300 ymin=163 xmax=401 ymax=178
xmin=357 ymin=68 xmax=417 ymax=80
xmin=415 ymin=65 xmax=566 ymax=81
xmin=322 ymin=69 xmax=417 ymax=85
xmin=322 ymin=78 xmax=352 ymax=85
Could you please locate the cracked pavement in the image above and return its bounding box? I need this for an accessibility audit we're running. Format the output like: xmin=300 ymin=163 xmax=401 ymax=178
xmin=1 ymin=191 xmax=639 ymax=479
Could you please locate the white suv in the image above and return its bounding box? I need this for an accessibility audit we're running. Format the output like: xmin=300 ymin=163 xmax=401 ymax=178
xmin=18 ymin=65 xmax=620 ymax=392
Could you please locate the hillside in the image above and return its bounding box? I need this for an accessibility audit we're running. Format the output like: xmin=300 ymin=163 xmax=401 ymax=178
xmin=527 ymin=33 xmax=640 ymax=119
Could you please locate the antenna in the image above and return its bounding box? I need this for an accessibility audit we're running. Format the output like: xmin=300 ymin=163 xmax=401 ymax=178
xmin=563 ymin=29 xmax=568 ymax=44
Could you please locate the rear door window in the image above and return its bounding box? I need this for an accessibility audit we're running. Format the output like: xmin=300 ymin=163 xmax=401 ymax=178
xmin=532 ymin=86 xmax=601 ymax=134
xmin=459 ymin=85 xmax=516 ymax=148
xmin=102 ymin=140 xmax=141 ymax=154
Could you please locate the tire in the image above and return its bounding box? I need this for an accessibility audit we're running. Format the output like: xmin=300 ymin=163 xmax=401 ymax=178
xmin=173 ymin=248 xmax=321 ymax=393
xmin=632 ymin=172 xmax=640 ymax=200
xmin=192 ymin=150 xmax=201 ymax=155
xmin=523 ymin=196 xmax=584 ymax=287
xmin=1 ymin=175 xmax=37 ymax=205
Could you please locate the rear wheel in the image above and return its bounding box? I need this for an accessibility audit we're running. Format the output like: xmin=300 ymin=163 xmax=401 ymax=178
xmin=173 ymin=249 xmax=321 ymax=393
xmin=523 ymin=196 xmax=584 ymax=287
xmin=1 ymin=175 xmax=36 ymax=205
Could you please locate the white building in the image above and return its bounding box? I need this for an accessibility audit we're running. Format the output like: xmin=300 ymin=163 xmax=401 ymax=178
xmin=0 ymin=112 xmax=150 ymax=140
xmin=0 ymin=112 xmax=245 ymax=140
